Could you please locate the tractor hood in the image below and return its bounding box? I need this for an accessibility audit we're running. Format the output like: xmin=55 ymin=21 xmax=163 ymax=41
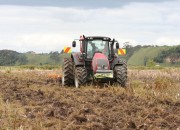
xmin=92 ymin=53 xmax=110 ymax=73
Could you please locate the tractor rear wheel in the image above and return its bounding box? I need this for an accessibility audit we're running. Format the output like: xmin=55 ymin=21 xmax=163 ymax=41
xmin=62 ymin=58 xmax=74 ymax=86
xmin=114 ymin=65 xmax=127 ymax=87
xmin=74 ymin=67 xmax=87 ymax=88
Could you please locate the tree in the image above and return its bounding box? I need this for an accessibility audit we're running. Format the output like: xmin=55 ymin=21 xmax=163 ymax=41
xmin=122 ymin=43 xmax=142 ymax=61
xmin=123 ymin=42 xmax=132 ymax=49
xmin=17 ymin=55 xmax=28 ymax=65
xmin=147 ymin=59 xmax=155 ymax=67
xmin=169 ymin=53 xmax=179 ymax=64
xmin=50 ymin=51 xmax=60 ymax=63
xmin=60 ymin=49 xmax=64 ymax=54
xmin=0 ymin=50 xmax=19 ymax=66
xmin=144 ymin=56 xmax=148 ymax=66
xmin=154 ymin=45 xmax=180 ymax=64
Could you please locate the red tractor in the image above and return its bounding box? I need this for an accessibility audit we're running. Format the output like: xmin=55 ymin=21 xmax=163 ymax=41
xmin=62 ymin=35 xmax=127 ymax=88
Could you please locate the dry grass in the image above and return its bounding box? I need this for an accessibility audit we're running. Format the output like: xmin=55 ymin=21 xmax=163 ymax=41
xmin=0 ymin=95 xmax=26 ymax=130
xmin=128 ymin=68 xmax=180 ymax=101
xmin=0 ymin=68 xmax=179 ymax=129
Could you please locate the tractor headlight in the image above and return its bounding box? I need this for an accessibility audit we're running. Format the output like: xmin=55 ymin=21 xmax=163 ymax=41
xmin=104 ymin=66 xmax=108 ymax=70
xmin=97 ymin=66 xmax=102 ymax=70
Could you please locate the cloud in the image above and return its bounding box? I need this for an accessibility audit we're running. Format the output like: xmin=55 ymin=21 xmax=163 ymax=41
xmin=157 ymin=37 xmax=180 ymax=45
xmin=0 ymin=33 xmax=73 ymax=53
xmin=0 ymin=0 xmax=180 ymax=53
xmin=0 ymin=0 xmax=176 ymax=8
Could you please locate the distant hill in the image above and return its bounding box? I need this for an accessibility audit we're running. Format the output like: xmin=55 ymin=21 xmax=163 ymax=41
xmin=127 ymin=45 xmax=180 ymax=66
xmin=0 ymin=45 xmax=179 ymax=67
xmin=25 ymin=53 xmax=70 ymax=65
xmin=0 ymin=50 xmax=69 ymax=66
xmin=0 ymin=50 xmax=27 ymax=66
xmin=127 ymin=46 xmax=169 ymax=66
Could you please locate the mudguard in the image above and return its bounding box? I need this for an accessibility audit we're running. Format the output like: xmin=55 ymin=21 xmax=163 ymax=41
xmin=71 ymin=52 xmax=84 ymax=66
xmin=110 ymin=56 xmax=127 ymax=69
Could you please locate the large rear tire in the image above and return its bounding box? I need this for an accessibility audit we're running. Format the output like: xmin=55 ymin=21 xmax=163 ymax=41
xmin=114 ymin=65 xmax=127 ymax=87
xmin=74 ymin=67 xmax=87 ymax=88
xmin=62 ymin=58 xmax=74 ymax=86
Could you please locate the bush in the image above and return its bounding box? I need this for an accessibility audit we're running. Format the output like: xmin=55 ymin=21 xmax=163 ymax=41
xmin=20 ymin=65 xmax=35 ymax=70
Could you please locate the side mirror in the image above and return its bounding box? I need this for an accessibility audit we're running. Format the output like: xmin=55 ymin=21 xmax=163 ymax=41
xmin=116 ymin=42 xmax=119 ymax=49
xmin=72 ymin=41 xmax=76 ymax=47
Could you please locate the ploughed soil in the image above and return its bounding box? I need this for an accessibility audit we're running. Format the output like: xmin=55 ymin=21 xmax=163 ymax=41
xmin=0 ymin=70 xmax=179 ymax=130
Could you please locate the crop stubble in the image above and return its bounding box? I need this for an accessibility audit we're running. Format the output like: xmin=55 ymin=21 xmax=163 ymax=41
xmin=0 ymin=69 xmax=179 ymax=130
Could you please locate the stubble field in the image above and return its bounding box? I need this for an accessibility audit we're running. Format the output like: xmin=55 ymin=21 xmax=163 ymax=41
xmin=0 ymin=68 xmax=179 ymax=130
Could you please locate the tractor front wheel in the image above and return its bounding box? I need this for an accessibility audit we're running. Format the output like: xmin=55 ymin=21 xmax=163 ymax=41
xmin=74 ymin=67 xmax=87 ymax=88
xmin=114 ymin=65 xmax=127 ymax=87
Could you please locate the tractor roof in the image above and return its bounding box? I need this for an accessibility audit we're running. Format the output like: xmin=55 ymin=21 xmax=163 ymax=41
xmin=85 ymin=36 xmax=111 ymax=41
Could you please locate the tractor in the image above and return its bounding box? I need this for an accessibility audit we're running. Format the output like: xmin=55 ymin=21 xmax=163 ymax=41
xmin=62 ymin=35 xmax=127 ymax=88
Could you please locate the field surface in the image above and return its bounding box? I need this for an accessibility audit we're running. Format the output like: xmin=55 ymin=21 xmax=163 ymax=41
xmin=0 ymin=68 xmax=180 ymax=130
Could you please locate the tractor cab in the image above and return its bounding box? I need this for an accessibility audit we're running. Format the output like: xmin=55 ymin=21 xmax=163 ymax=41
xmin=72 ymin=35 xmax=119 ymax=61
xmin=86 ymin=37 xmax=110 ymax=59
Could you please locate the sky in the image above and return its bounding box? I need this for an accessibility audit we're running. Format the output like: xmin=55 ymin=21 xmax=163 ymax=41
xmin=0 ymin=0 xmax=180 ymax=53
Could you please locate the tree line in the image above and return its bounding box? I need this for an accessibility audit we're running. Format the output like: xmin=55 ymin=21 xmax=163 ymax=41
xmin=0 ymin=45 xmax=179 ymax=66
xmin=0 ymin=50 xmax=63 ymax=66
xmin=154 ymin=45 xmax=180 ymax=64
xmin=0 ymin=50 xmax=27 ymax=66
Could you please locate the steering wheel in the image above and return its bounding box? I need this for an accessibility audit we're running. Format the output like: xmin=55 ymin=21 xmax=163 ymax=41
xmin=94 ymin=51 xmax=102 ymax=53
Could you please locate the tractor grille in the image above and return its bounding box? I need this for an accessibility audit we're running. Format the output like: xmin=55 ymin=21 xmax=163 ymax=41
xmin=97 ymin=59 xmax=109 ymax=70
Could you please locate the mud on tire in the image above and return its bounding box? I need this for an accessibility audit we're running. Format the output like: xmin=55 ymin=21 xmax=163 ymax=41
xmin=62 ymin=58 xmax=74 ymax=86
xmin=114 ymin=64 xmax=127 ymax=87
xmin=74 ymin=67 xmax=87 ymax=88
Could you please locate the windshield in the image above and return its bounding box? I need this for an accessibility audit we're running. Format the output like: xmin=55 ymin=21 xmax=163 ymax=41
xmin=87 ymin=40 xmax=109 ymax=59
